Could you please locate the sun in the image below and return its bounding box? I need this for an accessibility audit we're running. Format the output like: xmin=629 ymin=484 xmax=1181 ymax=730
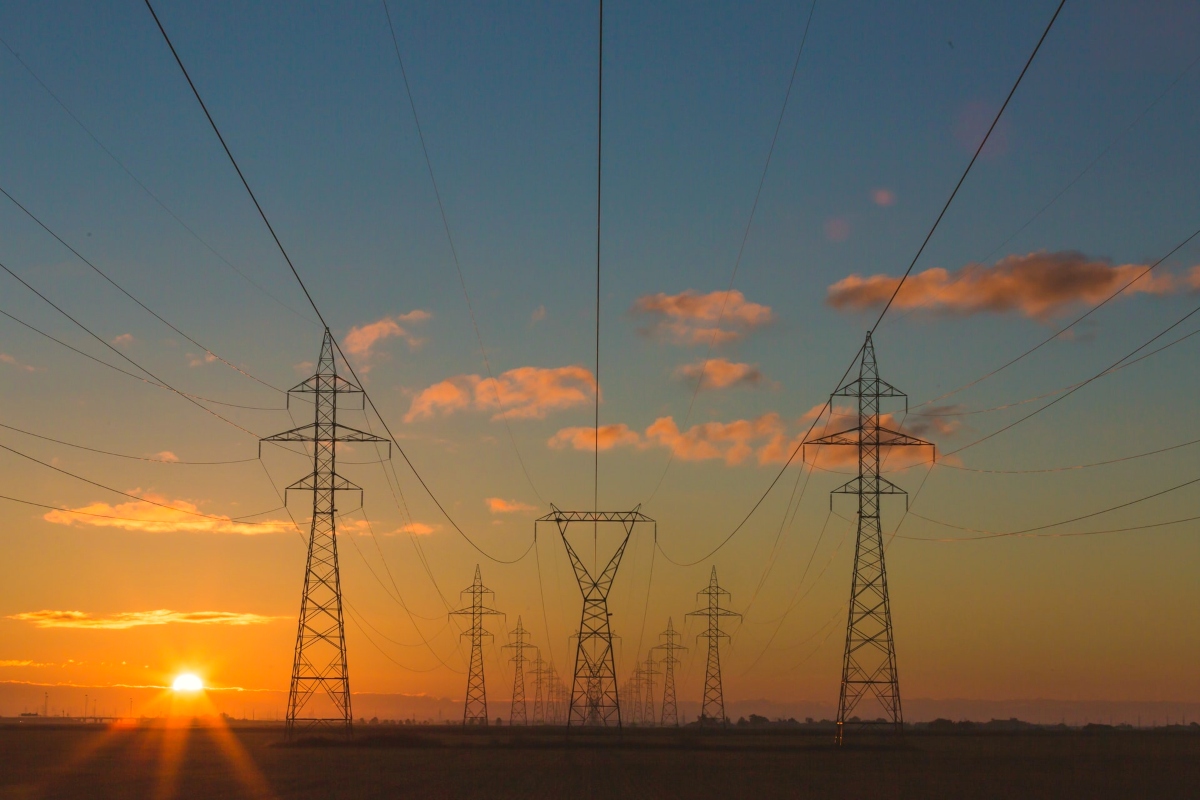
xmin=172 ymin=673 xmax=204 ymax=692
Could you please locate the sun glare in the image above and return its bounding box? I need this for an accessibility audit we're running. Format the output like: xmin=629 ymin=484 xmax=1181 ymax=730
xmin=171 ymin=673 xmax=203 ymax=692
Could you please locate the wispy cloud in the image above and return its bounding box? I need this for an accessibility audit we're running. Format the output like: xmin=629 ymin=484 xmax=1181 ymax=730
xmin=8 ymin=609 xmax=283 ymax=630
xmin=186 ymin=352 xmax=218 ymax=367
xmin=110 ymin=333 xmax=134 ymax=348
xmin=871 ymin=188 xmax=896 ymax=207
xmin=41 ymin=493 xmax=293 ymax=535
xmin=0 ymin=660 xmax=39 ymax=667
xmin=485 ymin=498 xmax=537 ymax=514
xmin=406 ymin=365 xmax=596 ymax=422
xmin=531 ymin=305 xmax=546 ymax=324
xmin=344 ymin=311 xmax=431 ymax=360
xmin=827 ymin=251 xmax=1181 ymax=320
xmin=632 ymin=290 xmax=773 ymax=346
xmin=547 ymin=424 xmax=641 ymax=452
xmin=151 ymin=451 xmax=179 ymax=463
xmin=675 ymin=358 xmax=763 ymax=390
xmin=0 ymin=353 xmax=38 ymax=372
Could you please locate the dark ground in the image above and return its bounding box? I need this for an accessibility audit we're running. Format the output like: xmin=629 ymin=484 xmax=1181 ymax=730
xmin=2 ymin=723 xmax=1198 ymax=799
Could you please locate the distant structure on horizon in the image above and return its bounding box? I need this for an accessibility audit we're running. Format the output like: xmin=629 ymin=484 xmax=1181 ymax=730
xmin=450 ymin=565 xmax=504 ymax=725
xmin=687 ymin=567 xmax=741 ymax=726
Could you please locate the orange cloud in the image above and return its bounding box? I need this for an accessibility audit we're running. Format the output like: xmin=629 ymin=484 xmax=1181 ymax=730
xmin=406 ymin=365 xmax=596 ymax=422
xmin=547 ymin=424 xmax=641 ymax=452
xmin=632 ymin=290 xmax=773 ymax=346
xmin=827 ymin=251 xmax=1179 ymax=320
xmin=8 ymin=609 xmax=282 ymax=630
xmin=485 ymin=498 xmax=538 ymax=514
xmin=645 ymin=414 xmax=785 ymax=465
xmin=872 ymin=188 xmax=896 ymax=207
xmin=153 ymin=451 xmax=180 ymax=463
xmin=344 ymin=311 xmax=431 ymax=358
xmin=399 ymin=522 xmax=436 ymax=536
xmin=186 ymin=352 xmax=218 ymax=367
xmin=675 ymin=358 xmax=763 ymax=389
xmin=42 ymin=494 xmax=293 ymax=535
xmin=0 ymin=353 xmax=37 ymax=372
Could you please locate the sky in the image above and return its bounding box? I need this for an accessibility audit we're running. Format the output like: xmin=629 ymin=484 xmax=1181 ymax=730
xmin=1 ymin=0 xmax=1200 ymax=723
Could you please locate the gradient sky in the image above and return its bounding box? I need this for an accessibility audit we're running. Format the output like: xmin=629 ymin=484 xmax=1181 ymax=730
xmin=2 ymin=0 xmax=1200 ymax=720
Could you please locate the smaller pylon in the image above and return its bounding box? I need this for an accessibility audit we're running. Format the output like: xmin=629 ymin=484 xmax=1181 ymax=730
xmin=449 ymin=565 xmax=504 ymax=725
xmin=504 ymin=618 xmax=533 ymax=725
xmin=686 ymin=567 xmax=741 ymax=726
xmin=529 ymin=653 xmax=549 ymax=725
xmin=653 ymin=618 xmax=686 ymax=727
xmin=627 ymin=663 xmax=643 ymax=725
xmin=641 ymin=654 xmax=660 ymax=726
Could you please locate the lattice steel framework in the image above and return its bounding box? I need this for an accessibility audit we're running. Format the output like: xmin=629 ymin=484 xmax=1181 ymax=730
xmin=529 ymin=653 xmax=549 ymax=725
xmin=686 ymin=567 xmax=740 ymax=726
xmin=653 ymin=618 xmax=686 ymax=727
xmin=450 ymin=565 xmax=504 ymax=725
xmin=262 ymin=329 xmax=390 ymax=737
xmin=535 ymin=506 xmax=655 ymax=727
xmin=805 ymin=331 xmax=933 ymax=744
xmin=504 ymin=617 xmax=533 ymax=725
xmin=640 ymin=654 xmax=660 ymax=727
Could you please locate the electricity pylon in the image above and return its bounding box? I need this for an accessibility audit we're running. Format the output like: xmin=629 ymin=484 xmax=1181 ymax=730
xmin=535 ymin=506 xmax=655 ymax=727
xmin=529 ymin=653 xmax=549 ymax=725
xmin=804 ymin=331 xmax=933 ymax=744
xmin=262 ymin=328 xmax=390 ymax=737
xmin=641 ymin=654 xmax=660 ymax=727
xmin=627 ymin=665 xmax=643 ymax=725
xmin=504 ymin=617 xmax=533 ymax=725
xmin=686 ymin=567 xmax=740 ymax=726
xmin=449 ymin=565 xmax=504 ymax=725
xmin=653 ymin=618 xmax=686 ymax=727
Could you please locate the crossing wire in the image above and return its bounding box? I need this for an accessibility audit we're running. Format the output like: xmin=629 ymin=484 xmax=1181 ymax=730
xmin=144 ymin=0 xmax=531 ymax=565
xmin=0 ymin=420 xmax=257 ymax=465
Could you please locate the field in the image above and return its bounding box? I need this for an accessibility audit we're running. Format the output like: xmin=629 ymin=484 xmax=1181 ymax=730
xmin=2 ymin=723 xmax=1199 ymax=799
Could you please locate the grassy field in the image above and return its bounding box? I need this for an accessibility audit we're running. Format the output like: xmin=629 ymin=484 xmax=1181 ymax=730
xmin=1 ymin=723 xmax=1198 ymax=799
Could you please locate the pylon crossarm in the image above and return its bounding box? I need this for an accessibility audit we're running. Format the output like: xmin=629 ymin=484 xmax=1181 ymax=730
xmin=804 ymin=426 xmax=861 ymax=447
xmin=874 ymin=425 xmax=933 ymax=448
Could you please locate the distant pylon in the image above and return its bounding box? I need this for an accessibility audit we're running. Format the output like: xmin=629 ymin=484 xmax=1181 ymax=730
xmin=262 ymin=328 xmax=390 ymax=737
xmin=686 ymin=567 xmax=741 ymax=726
xmin=504 ymin=617 xmax=533 ymax=725
xmin=804 ymin=331 xmax=933 ymax=744
xmin=653 ymin=618 xmax=686 ymax=727
xmin=627 ymin=663 xmax=643 ymax=725
xmin=536 ymin=506 xmax=655 ymax=727
xmin=529 ymin=653 xmax=549 ymax=725
xmin=641 ymin=654 xmax=660 ymax=727
xmin=449 ymin=565 xmax=504 ymax=725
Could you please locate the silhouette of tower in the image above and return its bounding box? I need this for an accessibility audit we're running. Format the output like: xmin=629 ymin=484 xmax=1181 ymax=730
xmin=504 ymin=617 xmax=533 ymax=725
xmin=529 ymin=653 xmax=549 ymax=725
xmin=805 ymin=331 xmax=933 ymax=744
xmin=627 ymin=663 xmax=644 ymax=725
xmin=653 ymin=618 xmax=686 ymax=727
xmin=536 ymin=506 xmax=654 ymax=727
xmin=641 ymin=654 xmax=660 ymax=727
xmin=262 ymin=328 xmax=389 ymax=737
xmin=449 ymin=565 xmax=504 ymax=725
xmin=686 ymin=567 xmax=741 ymax=726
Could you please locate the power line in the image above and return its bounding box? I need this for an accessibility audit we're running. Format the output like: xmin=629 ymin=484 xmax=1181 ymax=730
xmin=0 ymin=34 xmax=319 ymax=329
xmin=0 ymin=492 xmax=276 ymax=526
xmin=899 ymin=512 xmax=1200 ymax=543
xmin=869 ymin=0 xmax=1067 ymax=331
xmin=595 ymin=0 xmax=604 ymax=525
xmin=0 ymin=420 xmax=257 ymax=465
xmin=144 ymin=0 xmax=532 ymax=565
xmin=378 ymin=0 xmax=545 ymax=505
xmin=644 ymin=0 xmax=818 ymax=506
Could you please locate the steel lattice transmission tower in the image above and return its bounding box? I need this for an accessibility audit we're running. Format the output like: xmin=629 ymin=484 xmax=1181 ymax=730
xmin=529 ymin=653 xmax=549 ymax=725
xmin=535 ymin=505 xmax=654 ymax=727
xmin=262 ymin=329 xmax=390 ymax=737
xmin=504 ymin=617 xmax=533 ymax=725
xmin=686 ymin=567 xmax=740 ymax=726
xmin=653 ymin=618 xmax=686 ymax=727
xmin=641 ymin=654 xmax=660 ymax=727
xmin=449 ymin=565 xmax=504 ymax=725
xmin=805 ymin=331 xmax=933 ymax=744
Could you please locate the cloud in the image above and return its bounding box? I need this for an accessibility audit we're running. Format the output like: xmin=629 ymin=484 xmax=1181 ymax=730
xmin=293 ymin=360 xmax=315 ymax=375
xmin=485 ymin=498 xmax=538 ymax=514
xmin=186 ymin=352 xmax=218 ymax=367
xmin=675 ymin=358 xmax=763 ymax=390
xmin=344 ymin=312 xmax=431 ymax=359
xmin=547 ymin=424 xmax=641 ymax=452
xmin=827 ymin=251 xmax=1179 ymax=321
xmin=399 ymin=522 xmax=437 ymax=536
xmin=632 ymin=290 xmax=773 ymax=346
xmin=788 ymin=403 xmax=946 ymax=470
xmin=152 ymin=451 xmax=179 ymax=463
xmin=872 ymin=188 xmax=896 ymax=207
xmin=110 ymin=334 xmax=134 ymax=348
xmin=0 ymin=353 xmax=38 ymax=372
xmin=644 ymin=414 xmax=785 ymax=465
xmin=0 ymin=660 xmax=36 ymax=667
xmin=7 ymin=609 xmax=282 ymax=630
xmin=41 ymin=493 xmax=294 ymax=535
xmin=824 ymin=217 xmax=851 ymax=242
xmin=531 ymin=305 xmax=546 ymax=324
xmin=405 ymin=365 xmax=596 ymax=422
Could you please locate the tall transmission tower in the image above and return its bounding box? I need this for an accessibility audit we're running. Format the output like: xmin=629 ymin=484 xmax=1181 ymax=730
xmin=504 ymin=617 xmax=533 ymax=726
xmin=805 ymin=331 xmax=933 ymax=744
xmin=686 ymin=567 xmax=741 ymax=726
xmin=653 ymin=618 xmax=686 ymax=727
xmin=641 ymin=653 xmax=660 ymax=727
xmin=262 ymin=329 xmax=390 ymax=737
xmin=449 ymin=565 xmax=504 ymax=725
xmin=529 ymin=653 xmax=549 ymax=725
xmin=627 ymin=663 xmax=644 ymax=725
xmin=535 ymin=506 xmax=655 ymax=727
